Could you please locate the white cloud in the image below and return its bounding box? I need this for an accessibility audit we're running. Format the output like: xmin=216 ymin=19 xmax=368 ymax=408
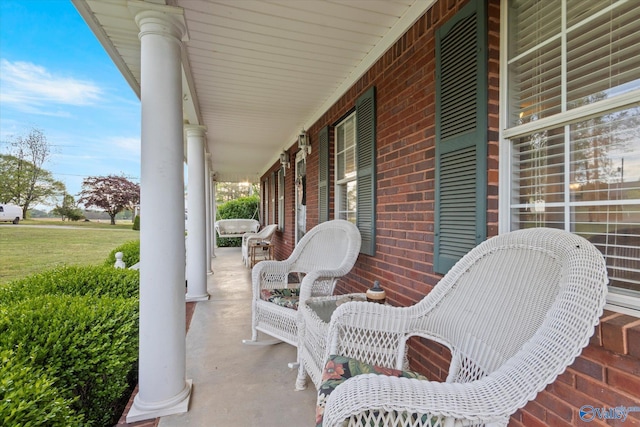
xmin=0 ymin=59 xmax=103 ymax=112
xmin=110 ymin=136 xmax=140 ymax=155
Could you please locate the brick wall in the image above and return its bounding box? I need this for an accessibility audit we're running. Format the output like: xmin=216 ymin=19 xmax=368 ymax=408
xmin=261 ymin=0 xmax=640 ymax=424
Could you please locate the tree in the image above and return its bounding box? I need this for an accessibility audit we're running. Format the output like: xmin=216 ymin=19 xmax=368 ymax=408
xmin=0 ymin=154 xmax=65 ymax=216
xmin=215 ymin=182 xmax=259 ymax=204
xmin=52 ymin=193 xmax=84 ymax=221
xmin=78 ymin=175 xmax=140 ymax=225
xmin=0 ymin=128 xmax=61 ymax=218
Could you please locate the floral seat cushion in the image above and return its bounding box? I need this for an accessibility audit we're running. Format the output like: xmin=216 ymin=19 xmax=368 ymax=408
xmin=316 ymin=355 xmax=429 ymax=427
xmin=260 ymin=288 xmax=300 ymax=310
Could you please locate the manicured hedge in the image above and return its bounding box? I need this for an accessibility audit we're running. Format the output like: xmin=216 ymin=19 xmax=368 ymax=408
xmin=0 ymin=349 xmax=83 ymax=426
xmin=0 ymin=264 xmax=140 ymax=426
xmin=104 ymin=240 xmax=140 ymax=268
xmin=0 ymin=265 xmax=139 ymax=306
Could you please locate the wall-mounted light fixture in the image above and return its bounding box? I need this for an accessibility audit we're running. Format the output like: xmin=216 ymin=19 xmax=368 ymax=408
xmin=280 ymin=150 xmax=290 ymax=175
xmin=298 ymin=129 xmax=311 ymax=162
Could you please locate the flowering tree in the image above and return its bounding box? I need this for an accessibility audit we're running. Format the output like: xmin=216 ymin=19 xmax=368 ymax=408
xmin=78 ymin=175 xmax=140 ymax=225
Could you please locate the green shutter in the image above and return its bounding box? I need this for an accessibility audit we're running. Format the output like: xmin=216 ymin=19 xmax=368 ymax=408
xmin=434 ymin=0 xmax=487 ymax=274
xmin=356 ymin=86 xmax=376 ymax=256
xmin=318 ymin=126 xmax=329 ymax=223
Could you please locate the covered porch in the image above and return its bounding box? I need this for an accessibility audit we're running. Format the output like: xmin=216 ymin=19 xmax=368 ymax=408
xmin=121 ymin=247 xmax=318 ymax=426
xmin=71 ymin=0 xmax=437 ymax=422
xmin=75 ymin=0 xmax=640 ymax=425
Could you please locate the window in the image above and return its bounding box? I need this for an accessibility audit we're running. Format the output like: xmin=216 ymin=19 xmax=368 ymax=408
xmin=328 ymin=87 xmax=377 ymax=255
xmin=270 ymin=172 xmax=276 ymax=225
xmin=277 ymin=168 xmax=284 ymax=231
xmin=501 ymin=0 xmax=640 ymax=313
xmin=335 ymin=113 xmax=357 ymax=223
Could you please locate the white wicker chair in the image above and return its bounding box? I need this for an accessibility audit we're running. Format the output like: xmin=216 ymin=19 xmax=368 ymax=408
xmin=319 ymin=228 xmax=608 ymax=427
xmin=242 ymin=219 xmax=361 ymax=347
xmin=241 ymin=224 xmax=278 ymax=267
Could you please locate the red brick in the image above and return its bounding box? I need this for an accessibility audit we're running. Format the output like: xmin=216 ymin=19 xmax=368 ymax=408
xmin=573 ymin=411 xmax=612 ymax=427
xmin=521 ymin=400 xmax=547 ymax=421
xmin=571 ymin=355 xmax=605 ymax=381
xmin=520 ymin=409 xmax=549 ymax=427
xmin=601 ymin=314 xmax=639 ymax=355
xmin=535 ymin=390 xmax=574 ymax=421
xmin=557 ymin=370 xmax=576 ymax=387
xmin=580 ymin=344 xmax=640 ymax=377
xmin=548 ymin=380 xmax=604 ymax=410
xmin=507 ymin=417 xmax=524 ymax=427
xmin=511 ymin=409 xmax=523 ymax=423
xmin=591 ymin=323 xmax=603 ymax=346
xmin=545 ymin=411 xmax=574 ymax=427
xmin=607 ymin=367 xmax=640 ymax=397
xmin=606 ymin=417 xmax=640 ymax=427
xmin=629 ymin=323 xmax=640 ymax=358
xmin=576 ymin=375 xmax=640 ymax=411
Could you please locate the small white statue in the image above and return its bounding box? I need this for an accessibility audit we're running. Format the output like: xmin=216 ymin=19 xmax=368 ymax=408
xmin=114 ymin=252 xmax=126 ymax=269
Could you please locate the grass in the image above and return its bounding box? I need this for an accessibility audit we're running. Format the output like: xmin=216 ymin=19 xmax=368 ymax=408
xmin=0 ymin=221 xmax=139 ymax=284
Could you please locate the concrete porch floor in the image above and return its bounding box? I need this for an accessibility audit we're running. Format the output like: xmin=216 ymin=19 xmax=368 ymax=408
xmin=158 ymin=247 xmax=317 ymax=427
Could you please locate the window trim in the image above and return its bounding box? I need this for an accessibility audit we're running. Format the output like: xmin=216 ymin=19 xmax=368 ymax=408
xmin=270 ymin=172 xmax=276 ymax=225
xmin=498 ymin=0 xmax=640 ymax=316
xmin=335 ymin=112 xmax=357 ymax=222
xmin=277 ymin=167 xmax=284 ymax=231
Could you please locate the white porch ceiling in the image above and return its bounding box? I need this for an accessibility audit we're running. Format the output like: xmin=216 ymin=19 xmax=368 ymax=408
xmin=73 ymin=0 xmax=433 ymax=183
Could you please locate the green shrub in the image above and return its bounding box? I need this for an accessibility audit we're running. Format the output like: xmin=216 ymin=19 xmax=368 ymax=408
xmin=132 ymin=215 xmax=140 ymax=230
xmin=0 ymin=265 xmax=139 ymax=306
xmin=0 ymin=295 xmax=139 ymax=426
xmin=0 ymin=349 xmax=84 ymax=426
xmin=104 ymin=240 xmax=140 ymax=268
xmin=216 ymin=195 xmax=259 ymax=247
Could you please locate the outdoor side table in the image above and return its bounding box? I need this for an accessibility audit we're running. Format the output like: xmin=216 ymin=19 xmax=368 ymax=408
xmin=295 ymin=293 xmax=366 ymax=390
xmin=249 ymin=242 xmax=273 ymax=267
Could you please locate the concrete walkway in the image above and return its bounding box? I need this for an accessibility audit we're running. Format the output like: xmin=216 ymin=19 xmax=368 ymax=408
xmin=158 ymin=247 xmax=317 ymax=427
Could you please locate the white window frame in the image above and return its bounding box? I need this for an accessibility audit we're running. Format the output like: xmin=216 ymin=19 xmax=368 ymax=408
xmin=277 ymin=168 xmax=284 ymax=231
xmin=335 ymin=112 xmax=357 ymax=222
xmin=498 ymin=0 xmax=640 ymax=316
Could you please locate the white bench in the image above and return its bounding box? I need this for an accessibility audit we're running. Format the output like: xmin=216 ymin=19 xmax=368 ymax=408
xmin=214 ymin=219 xmax=260 ymax=238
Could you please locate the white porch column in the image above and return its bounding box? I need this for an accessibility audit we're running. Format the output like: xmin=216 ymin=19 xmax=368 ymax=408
xmin=186 ymin=125 xmax=210 ymax=300
xmin=212 ymin=174 xmax=218 ymax=253
xmin=204 ymin=158 xmax=214 ymax=270
xmin=127 ymin=3 xmax=190 ymax=422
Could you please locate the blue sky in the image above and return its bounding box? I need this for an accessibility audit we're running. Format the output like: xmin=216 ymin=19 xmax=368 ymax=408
xmin=0 ymin=0 xmax=141 ymax=207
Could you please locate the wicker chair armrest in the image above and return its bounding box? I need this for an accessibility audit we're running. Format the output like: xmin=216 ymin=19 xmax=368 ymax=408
xmin=323 ymin=374 xmax=510 ymax=427
xmin=251 ymin=259 xmax=295 ymax=297
xmin=324 ymin=302 xmax=419 ymax=370
xmin=297 ymin=269 xmax=349 ymax=301
xmin=242 ymin=232 xmax=258 ymax=244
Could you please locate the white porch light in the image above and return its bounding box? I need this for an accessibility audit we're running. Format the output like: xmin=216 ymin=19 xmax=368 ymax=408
xmin=280 ymin=150 xmax=290 ymax=175
xmin=298 ymin=129 xmax=311 ymax=162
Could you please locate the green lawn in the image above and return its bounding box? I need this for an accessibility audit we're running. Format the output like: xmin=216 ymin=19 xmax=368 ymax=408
xmin=0 ymin=222 xmax=139 ymax=284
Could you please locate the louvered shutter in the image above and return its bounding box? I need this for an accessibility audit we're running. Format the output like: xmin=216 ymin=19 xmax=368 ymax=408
xmin=318 ymin=126 xmax=329 ymax=223
xmin=434 ymin=0 xmax=487 ymax=274
xmin=270 ymin=171 xmax=276 ymax=224
xmin=356 ymin=87 xmax=376 ymax=256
